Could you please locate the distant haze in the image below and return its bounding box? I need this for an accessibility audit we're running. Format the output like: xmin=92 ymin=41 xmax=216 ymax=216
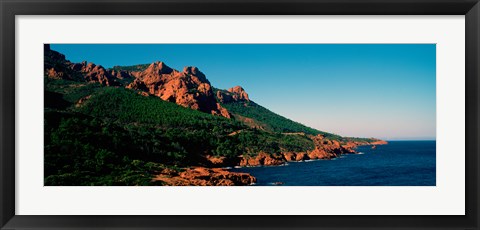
xmin=51 ymin=44 xmax=436 ymax=140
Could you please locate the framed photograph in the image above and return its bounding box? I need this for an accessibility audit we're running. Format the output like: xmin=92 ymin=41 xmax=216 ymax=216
xmin=1 ymin=0 xmax=479 ymax=229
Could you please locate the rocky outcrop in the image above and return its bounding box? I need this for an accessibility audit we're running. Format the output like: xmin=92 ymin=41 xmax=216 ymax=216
xmin=126 ymin=78 xmax=148 ymax=91
xmin=236 ymin=134 xmax=377 ymax=167
xmin=44 ymin=45 xmax=75 ymax=81
xmin=110 ymin=69 xmax=134 ymax=80
xmin=217 ymin=86 xmax=250 ymax=103
xmin=45 ymin=47 xmax=233 ymax=117
xmin=126 ymin=62 xmax=231 ymax=118
xmin=205 ymin=155 xmax=228 ymax=165
xmin=71 ymin=61 xmax=115 ymax=86
xmin=75 ymin=95 xmax=92 ymax=108
xmin=239 ymin=152 xmax=285 ymax=167
xmin=46 ymin=67 xmax=66 ymax=80
xmin=295 ymin=152 xmax=309 ymax=161
xmin=153 ymin=136 xmax=388 ymax=184
xmin=370 ymin=140 xmax=388 ymax=145
xmin=152 ymin=167 xmax=256 ymax=186
xmin=341 ymin=142 xmax=359 ymax=152
xmin=309 ymin=134 xmax=357 ymax=159
xmin=44 ymin=46 xmax=116 ymax=86
xmin=215 ymin=103 xmax=231 ymax=118
xmin=228 ymin=86 xmax=250 ymax=101
xmin=282 ymin=152 xmax=296 ymax=161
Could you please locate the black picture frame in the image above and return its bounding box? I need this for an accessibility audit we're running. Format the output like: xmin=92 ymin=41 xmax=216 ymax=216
xmin=1 ymin=0 xmax=479 ymax=229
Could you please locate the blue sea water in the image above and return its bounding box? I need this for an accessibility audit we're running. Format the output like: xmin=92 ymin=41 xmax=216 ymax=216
xmin=230 ymin=141 xmax=436 ymax=186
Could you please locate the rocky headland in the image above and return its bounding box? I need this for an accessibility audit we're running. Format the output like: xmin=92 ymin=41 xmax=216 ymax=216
xmin=206 ymin=134 xmax=388 ymax=168
xmin=153 ymin=135 xmax=387 ymax=185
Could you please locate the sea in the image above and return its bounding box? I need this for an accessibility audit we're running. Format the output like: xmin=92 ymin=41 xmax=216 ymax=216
xmin=229 ymin=141 xmax=436 ymax=186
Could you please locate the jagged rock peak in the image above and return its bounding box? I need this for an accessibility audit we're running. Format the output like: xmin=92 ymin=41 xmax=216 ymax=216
xmin=126 ymin=61 xmax=230 ymax=118
xmin=183 ymin=66 xmax=202 ymax=75
xmin=110 ymin=69 xmax=133 ymax=80
xmin=228 ymin=86 xmax=250 ymax=101
xmin=216 ymin=85 xmax=250 ymax=103
xmin=44 ymin=47 xmax=115 ymax=86
xmin=146 ymin=61 xmax=174 ymax=75
xmin=183 ymin=66 xmax=209 ymax=84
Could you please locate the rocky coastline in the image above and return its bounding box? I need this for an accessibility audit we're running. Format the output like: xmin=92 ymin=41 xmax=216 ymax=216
xmin=152 ymin=167 xmax=256 ymax=186
xmin=154 ymin=135 xmax=387 ymax=186
xmin=211 ymin=134 xmax=387 ymax=167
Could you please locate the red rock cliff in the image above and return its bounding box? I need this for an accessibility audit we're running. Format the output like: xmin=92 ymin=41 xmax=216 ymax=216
xmin=126 ymin=62 xmax=231 ymax=118
xmin=70 ymin=61 xmax=115 ymax=86
xmin=217 ymin=86 xmax=250 ymax=103
xmin=44 ymin=47 xmax=116 ymax=86
xmin=153 ymin=167 xmax=255 ymax=186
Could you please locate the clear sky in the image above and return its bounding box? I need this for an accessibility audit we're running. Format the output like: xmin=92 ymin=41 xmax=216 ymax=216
xmin=51 ymin=44 xmax=436 ymax=140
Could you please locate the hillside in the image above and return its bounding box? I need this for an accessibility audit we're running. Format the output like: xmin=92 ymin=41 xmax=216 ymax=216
xmin=43 ymin=46 xmax=385 ymax=186
xmin=89 ymin=63 xmax=358 ymax=141
xmin=44 ymin=83 xmax=316 ymax=185
xmin=215 ymin=87 xmax=341 ymax=139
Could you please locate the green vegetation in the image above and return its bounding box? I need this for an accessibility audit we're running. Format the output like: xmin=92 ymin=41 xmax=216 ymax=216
xmin=343 ymin=136 xmax=382 ymax=144
xmin=45 ymin=77 xmax=104 ymax=103
xmin=109 ymin=64 xmax=150 ymax=72
xmin=79 ymin=87 xmax=240 ymax=128
xmin=44 ymin=81 xmax=315 ymax=185
xmin=218 ymin=98 xmax=342 ymax=140
xmin=44 ymin=113 xmax=167 ymax=185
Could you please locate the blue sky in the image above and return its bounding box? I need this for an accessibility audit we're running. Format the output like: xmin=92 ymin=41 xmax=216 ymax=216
xmin=51 ymin=44 xmax=436 ymax=140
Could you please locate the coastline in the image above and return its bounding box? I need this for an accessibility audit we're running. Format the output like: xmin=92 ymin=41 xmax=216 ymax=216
xmin=212 ymin=134 xmax=388 ymax=168
xmin=152 ymin=135 xmax=388 ymax=186
xmin=229 ymin=140 xmax=435 ymax=186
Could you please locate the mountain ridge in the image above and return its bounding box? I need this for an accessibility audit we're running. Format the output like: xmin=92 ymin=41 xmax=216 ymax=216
xmin=43 ymin=45 xmax=386 ymax=186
